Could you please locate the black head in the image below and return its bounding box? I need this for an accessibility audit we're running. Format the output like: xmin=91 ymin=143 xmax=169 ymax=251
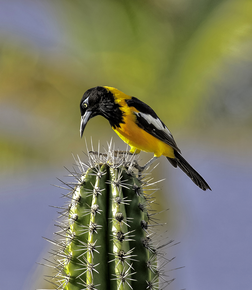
xmin=80 ymin=86 xmax=107 ymax=137
xmin=80 ymin=86 xmax=125 ymax=137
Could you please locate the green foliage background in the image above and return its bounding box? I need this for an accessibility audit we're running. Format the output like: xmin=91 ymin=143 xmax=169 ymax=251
xmin=1 ymin=0 xmax=251 ymax=178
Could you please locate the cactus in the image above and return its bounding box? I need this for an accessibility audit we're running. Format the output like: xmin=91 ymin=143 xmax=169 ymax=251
xmin=46 ymin=145 xmax=173 ymax=289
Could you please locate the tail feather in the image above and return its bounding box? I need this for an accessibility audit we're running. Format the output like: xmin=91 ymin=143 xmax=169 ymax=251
xmin=167 ymin=151 xmax=211 ymax=191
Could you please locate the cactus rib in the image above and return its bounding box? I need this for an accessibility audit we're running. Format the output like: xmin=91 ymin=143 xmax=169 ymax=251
xmin=46 ymin=147 xmax=173 ymax=289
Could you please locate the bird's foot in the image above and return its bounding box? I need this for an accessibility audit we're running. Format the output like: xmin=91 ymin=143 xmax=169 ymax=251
xmin=131 ymin=156 xmax=158 ymax=178
xmin=89 ymin=150 xmax=107 ymax=157
xmin=89 ymin=150 xmax=134 ymax=157
xmin=88 ymin=151 xmax=158 ymax=178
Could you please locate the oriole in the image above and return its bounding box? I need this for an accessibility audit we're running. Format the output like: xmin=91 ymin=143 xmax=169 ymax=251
xmin=80 ymin=86 xmax=211 ymax=191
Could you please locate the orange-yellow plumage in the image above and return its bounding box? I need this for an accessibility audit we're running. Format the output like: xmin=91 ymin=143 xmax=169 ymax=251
xmin=80 ymin=86 xmax=211 ymax=190
xmin=104 ymin=86 xmax=175 ymax=158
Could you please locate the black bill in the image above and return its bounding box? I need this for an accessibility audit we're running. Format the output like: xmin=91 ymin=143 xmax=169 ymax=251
xmin=80 ymin=110 xmax=92 ymax=137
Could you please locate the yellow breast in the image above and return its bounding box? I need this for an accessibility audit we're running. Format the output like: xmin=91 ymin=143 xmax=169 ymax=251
xmin=113 ymin=101 xmax=174 ymax=158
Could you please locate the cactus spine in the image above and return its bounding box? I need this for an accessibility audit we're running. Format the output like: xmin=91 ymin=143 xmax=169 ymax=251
xmin=47 ymin=148 xmax=171 ymax=289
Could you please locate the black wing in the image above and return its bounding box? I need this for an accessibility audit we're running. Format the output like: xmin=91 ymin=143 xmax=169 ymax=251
xmin=125 ymin=97 xmax=181 ymax=152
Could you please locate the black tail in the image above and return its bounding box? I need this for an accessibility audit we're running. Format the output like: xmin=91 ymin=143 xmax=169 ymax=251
xmin=167 ymin=151 xmax=211 ymax=191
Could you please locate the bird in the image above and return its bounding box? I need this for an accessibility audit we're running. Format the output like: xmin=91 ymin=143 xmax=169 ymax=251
xmin=79 ymin=86 xmax=211 ymax=191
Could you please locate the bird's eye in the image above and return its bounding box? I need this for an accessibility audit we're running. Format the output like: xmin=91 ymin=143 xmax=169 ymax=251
xmin=82 ymin=103 xmax=88 ymax=109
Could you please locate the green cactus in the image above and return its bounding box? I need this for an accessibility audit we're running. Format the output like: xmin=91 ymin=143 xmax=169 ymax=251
xmin=46 ymin=147 xmax=173 ymax=289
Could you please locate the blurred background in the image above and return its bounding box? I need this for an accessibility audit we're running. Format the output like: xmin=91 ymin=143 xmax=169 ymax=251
xmin=0 ymin=0 xmax=252 ymax=289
